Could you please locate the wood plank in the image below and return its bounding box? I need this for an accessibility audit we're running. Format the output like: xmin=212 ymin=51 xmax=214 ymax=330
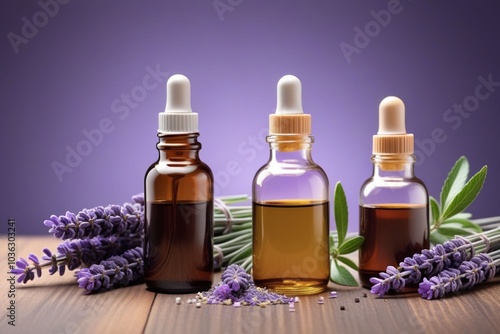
xmin=1 ymin=236 xmax=153 ymax=333
xmin=2 ymin=236 xmax=500 ymax=333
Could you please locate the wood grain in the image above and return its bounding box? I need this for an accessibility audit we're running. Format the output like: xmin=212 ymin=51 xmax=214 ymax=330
xmin=1 ymin=236 xmax=499 ymax=334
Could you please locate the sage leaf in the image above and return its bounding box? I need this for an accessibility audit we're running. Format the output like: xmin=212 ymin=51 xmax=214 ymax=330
xmin=329 ymin=234 xmax=336 ymax=254
xmin=441 ymin=166 xmax=487 ymax=221
xmin=430 ymin=196 xmax=440 ymax=225
xmin=440 ymin=156 xmax=469 ymax=211
xmin=430 ymin=231 xmax=451 ymax=245
xmin=435 ymin=226 xmax=474 ymax=237
xmin=337 ymin=255 xmax=359 ymax=271
xmin=334 ymin=182 xmax=348 ymax=246
xmin=338 ymin=236 xmax=365 ymax=255
xmin=441 ymin=217 xmax=482 ymax=233
xmin=330 ymin=259 xmax=358 ymax=286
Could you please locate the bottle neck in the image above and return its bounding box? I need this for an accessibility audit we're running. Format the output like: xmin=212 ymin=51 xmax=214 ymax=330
xmin=267 ymin=134 xmax=314 ymax=163
xmin=157 ymin=132 xmax=201 ymax=161
xmin=371 ymin=154 xmax=415 ymax=179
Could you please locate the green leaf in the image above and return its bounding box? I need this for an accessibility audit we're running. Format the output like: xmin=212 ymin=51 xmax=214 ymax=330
xmin=435 ymin=226 xmax=473 ymax=238
xmin=441 ymin=166 xmax=487 ymax=221
xmin=334 ymin=182 xmax=348 ymax=246
xmin=429 ymin=196 xmax=440 ymax=229
xmin=430 ymin=230 xmax=452 ymax=245
xmin=329 ymin=234 xmax=336 ymax=255
xmin=440 ymin=156 xmax=469 ymax=212
xmin=337 ymin=256 xmax=359 ymax=271
xmin=330 ymin=259 xmax=358 ymax=286
xmin=452 ymin=212 xmax=473 ymax=219
xmin=441 ymin=217 xmax=482 ymax=233
xmin=338 ymin=236 xmax=364 ymax=255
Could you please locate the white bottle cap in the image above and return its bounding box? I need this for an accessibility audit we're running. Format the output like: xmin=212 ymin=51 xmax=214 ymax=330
xmin=269 ymin=75 xmax=311 ymax=135
xmin=158 ymin=74 xmax=198 ymax=134
xmin=373 ymin=96 xmax=413 ymax=154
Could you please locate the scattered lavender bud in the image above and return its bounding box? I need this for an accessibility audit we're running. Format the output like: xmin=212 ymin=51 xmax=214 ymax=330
xmin=294 ymin=297 xmax=300 ymax=303
xmin=175 ymin=297 xmax=181 ymax=305
xmin=197 ymin=265 xmax=289 ymax=306
xmin=354 ymin=298 xmax=360 ymax=303
xmin=362 ymin=292 xmax=367 ymax=298
xmin=196 ymin=302 xmax=201 ymax=308
xmin=318 ymin=296 xmax=324 ymax=304
xmin=233 ymin=301 xmax=241 ymax=308
xmin=329 ymin=291 xmax=338 ymax=299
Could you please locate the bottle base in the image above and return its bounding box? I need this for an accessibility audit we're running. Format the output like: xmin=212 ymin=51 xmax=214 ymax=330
xmin=145 ymin=280 xmax=212 ymax=294
xmin=254 ymin=278 xmax=328 ymax=296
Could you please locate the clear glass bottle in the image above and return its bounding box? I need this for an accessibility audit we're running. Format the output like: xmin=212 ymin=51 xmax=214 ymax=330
xmin=252 ymin=75 xmax=330 ymax=295
xmin=144 ymin=74 xmax=214 ymax=293
xmin=359 ymin=96 xmax=429 ymax=288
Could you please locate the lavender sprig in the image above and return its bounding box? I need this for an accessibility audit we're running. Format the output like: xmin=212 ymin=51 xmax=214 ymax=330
xmin=370 ymin=227 xmax=500 ymax=297
xmin=196 ymin=264 xmax=289 ymax=306
xmin=10 ymin=235 xmax=142 ymax=284
xmin=43 ymin=194 xmax=144 ymax=240
xmin=75 ymin=247 xmax=144 ymax=294
xmin=418 ymin=251 xmax=500 ymax=299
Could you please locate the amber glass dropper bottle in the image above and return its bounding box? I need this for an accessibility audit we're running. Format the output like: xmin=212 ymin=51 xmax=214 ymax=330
xmin=252 ymin=75 xmax=330 ymax=295
xmin=359 ymin=96 xmax=429 ymax=288
xmin=144 ymin=74 xmax=214 ymax=293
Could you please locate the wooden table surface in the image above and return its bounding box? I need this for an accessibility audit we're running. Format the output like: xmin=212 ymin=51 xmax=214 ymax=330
xmin=2 ymin=236 xmax=499 ymax=334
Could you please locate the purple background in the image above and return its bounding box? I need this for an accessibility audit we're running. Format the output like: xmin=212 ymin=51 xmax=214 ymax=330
xmin=1 ymin=0 xmax=500 ymax=235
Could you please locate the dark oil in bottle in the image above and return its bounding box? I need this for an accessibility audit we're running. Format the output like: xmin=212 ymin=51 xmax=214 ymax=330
xmin=358 ymin=204 xmax=429 ymax=288
xmin=144 ymin=200 xmax=213 ymax=293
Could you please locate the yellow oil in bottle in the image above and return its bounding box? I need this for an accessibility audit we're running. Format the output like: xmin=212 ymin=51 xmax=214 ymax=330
xmin=252 ymin=199 xmax=330 ymax=295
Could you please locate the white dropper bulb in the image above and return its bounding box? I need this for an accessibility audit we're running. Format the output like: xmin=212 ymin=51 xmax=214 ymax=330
xmin=373 ymin=96 xmax=414 ymax=155
xmin=158 ymin=74 xmax=198 ymax=134
xmin=165 ymin=74 xmax=192 ymax=114
xmin=378 ymin=96 xmax=406 ymax=135
xmin=276 ymin=75 xmax=303 ymax=115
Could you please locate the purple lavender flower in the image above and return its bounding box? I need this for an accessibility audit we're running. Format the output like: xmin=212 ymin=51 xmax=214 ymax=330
xmin=418 ymin=253 xmax=497 ymax=300
xmin=11 ymin=235 xmax=142 ymax=283
xmin=75 ymin=247 xmax=144 ymax=294
xmin=10 ymin=255 xmax=39 ymax=283
xmin=44 ymin=195 xmax=144 ymax=240
xmin=221 ymin=264 xmax=251 ymax=292
xmin=370 ymin=237 xmax=475 ymax=297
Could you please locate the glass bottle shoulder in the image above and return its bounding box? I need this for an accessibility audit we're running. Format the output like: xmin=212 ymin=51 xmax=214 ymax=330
xmin=360 ymin=175 xmax=428 ymax=206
